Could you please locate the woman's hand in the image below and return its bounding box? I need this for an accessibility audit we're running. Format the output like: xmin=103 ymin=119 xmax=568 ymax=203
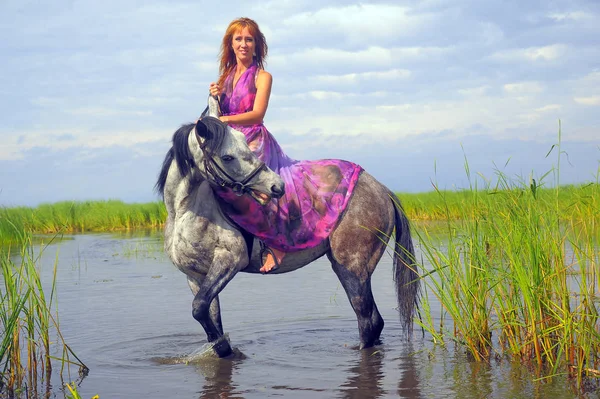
xmin=209 ymin=82 xmax=221 ymax=97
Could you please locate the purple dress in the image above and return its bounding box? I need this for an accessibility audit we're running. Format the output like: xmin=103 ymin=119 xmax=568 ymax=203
xmin=215 ymin=62 xmax=363 ymax=252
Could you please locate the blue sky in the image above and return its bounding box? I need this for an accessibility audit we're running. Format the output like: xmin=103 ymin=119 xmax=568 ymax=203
xmin=1 ymin=0 xmax=598 ymax=206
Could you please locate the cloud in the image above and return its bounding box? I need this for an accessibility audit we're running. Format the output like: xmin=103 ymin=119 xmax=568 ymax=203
xmin=490 ymin=44 xmax=568 ymax=62
xmin=280 ymin=4 xmax=436 ymax=47
xmin=65 ymin=107 xmax=153 ymax=117
xmin=536 ymin=104 xmax=561 ymax=112
xmin=503 ymin=82 xmax=544 ymax=94
xmin=574 ymin=96 xmax=600 ymax=106
xmin=0 ymin=128 xmax=168 ymax=161
xmin=314 ymin=69 xmax=412 ymax=85
xmin=548 ymin=11 xmax=593 ymax=22
xmin=458 ymin=86 xmax=491 ymax=97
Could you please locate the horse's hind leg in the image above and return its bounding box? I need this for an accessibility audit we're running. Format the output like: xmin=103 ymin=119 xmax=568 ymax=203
xmin=330 ymin=258 xmax=384 ymax=348
xmin=327 ymin=172 xmax=395 ymax=349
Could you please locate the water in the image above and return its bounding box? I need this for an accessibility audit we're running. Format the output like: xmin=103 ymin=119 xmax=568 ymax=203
xmin=18 ymin=232 xmax=590 ymax=398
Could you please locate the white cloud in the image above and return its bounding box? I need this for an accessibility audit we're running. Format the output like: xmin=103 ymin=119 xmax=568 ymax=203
xmin=389 ymin=46 xmax=451 ymax=60
xmin=536 ymin=104 xmax=561 ymax=112
xmin=503 ymin=82 xmax=544 ymax=94
xmin=308 ymin=91 xmax=346 ymax=101
xmin=314 ymin=69 xmax=411 ymax=85
xmin=490 ymin=44 xmax=568 ymax=62
xmin=271 ymin=46 xmax=394 ymax=71
xmin=0 ymin=128 xmax=167 ymax=161
xmin=65 ymin=107 xmax=151 ymax=117
xmin=282 ymin=4 xmax=434 ymax=44
xmin=548 ymin=11 xmax=592 ymax=21
xmin=115 ymin=96 xmax=183 ymax=106
xmin=568 ymin=71 xmax=600 ymax=106
xmin=458 ymin=86 xmax=491 ymax=97
xmin=574 ymin=96 xmax=600 ymax=106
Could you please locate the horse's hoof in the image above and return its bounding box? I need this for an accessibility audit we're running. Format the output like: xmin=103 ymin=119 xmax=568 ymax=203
xmin=212 ymin=336 xmax=233 ymax=358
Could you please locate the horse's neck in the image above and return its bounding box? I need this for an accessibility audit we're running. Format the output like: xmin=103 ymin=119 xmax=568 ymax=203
xmin=165 ymin=163 xmax=221 ymax=218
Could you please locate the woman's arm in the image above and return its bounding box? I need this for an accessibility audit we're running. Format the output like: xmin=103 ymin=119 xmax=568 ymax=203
xmin=219 ymin=70 xmax=272 ymax=125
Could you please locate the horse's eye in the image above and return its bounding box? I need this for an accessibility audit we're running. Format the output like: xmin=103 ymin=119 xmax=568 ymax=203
xmin=221 ymin=155 xmax=235 ymax=162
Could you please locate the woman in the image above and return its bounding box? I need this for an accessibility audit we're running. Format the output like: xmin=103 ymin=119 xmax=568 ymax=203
xmin=209 ymin=18 xmax=362 ymax=274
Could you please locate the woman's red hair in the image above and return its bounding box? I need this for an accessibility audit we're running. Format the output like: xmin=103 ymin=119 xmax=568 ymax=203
xmin=217 ymin=17 xmax=268 ymax=88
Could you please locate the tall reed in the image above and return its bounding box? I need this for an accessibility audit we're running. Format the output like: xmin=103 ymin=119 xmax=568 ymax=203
xmin=0 ymin=237 xmax=87 ymax=397
xmin=412 ymin=135 xmax=600 ymax=390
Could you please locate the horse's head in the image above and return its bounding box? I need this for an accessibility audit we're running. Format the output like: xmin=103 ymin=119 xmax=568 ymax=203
xmin=193 ymin=102 xmax=284 ymax=205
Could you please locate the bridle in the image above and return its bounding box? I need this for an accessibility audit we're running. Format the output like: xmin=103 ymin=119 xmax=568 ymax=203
xmin=196 ymin=126 xmax=267 ymax=197
xmin=196 ymin=96 xmax=268 ymax=196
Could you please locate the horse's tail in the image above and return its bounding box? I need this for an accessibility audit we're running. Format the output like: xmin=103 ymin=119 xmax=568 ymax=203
xmin=390 ymin=193 xmax=420 ymax=336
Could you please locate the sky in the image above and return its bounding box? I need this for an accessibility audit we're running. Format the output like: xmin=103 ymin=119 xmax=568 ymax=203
xmin=0 ymin=0 xmax=599 ymax=206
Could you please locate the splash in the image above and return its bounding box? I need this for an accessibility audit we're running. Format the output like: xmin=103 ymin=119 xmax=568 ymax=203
xmin=181 ymin=334 xmax=231 ymax=364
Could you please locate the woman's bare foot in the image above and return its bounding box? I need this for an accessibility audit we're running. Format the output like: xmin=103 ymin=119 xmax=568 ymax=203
xmin=260 ymin=247 xmax=285 ymax=273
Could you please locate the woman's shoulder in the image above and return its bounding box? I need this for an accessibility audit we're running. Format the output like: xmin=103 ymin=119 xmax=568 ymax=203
xmin=256 ymin=69 xmax=273 ymax=87
xmin=257 ymin=69 xmax=272 ymax=80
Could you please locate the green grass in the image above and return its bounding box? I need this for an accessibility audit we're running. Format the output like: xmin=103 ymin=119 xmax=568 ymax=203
xmin=1 ymin=200 xmax=166 ymax=246
xmin=1 ymin=238 xmax=87 ymax=397
xmin=0 ymin=187 xmax=595 ymax=248
xmin=404 ymin=136 xmax=600 ymax=391
xmin=398 ymin=183 xmax=598 ymax=223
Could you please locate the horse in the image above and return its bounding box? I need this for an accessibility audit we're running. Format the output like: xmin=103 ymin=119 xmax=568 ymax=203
xmin=155 ymin=97 xmax=420 ymax=357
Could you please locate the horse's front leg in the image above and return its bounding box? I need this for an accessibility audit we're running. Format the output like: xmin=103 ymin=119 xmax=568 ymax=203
xmin=191 ymin=256 xmax=242 ymax=357
xmin=187 ymin=278 xmax=224 ymax=336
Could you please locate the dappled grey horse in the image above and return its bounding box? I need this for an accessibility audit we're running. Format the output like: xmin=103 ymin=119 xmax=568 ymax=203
xmin=156 ymin=97 xmax=419 ymax=357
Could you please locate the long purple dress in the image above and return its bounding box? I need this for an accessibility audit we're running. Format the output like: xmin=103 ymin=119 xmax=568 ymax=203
xmin=215 ymin=62 xmax=363 ymax=252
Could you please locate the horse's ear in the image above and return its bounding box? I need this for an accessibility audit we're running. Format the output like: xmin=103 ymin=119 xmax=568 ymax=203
xmin=195 ymin=120 xmax=213 ymax=141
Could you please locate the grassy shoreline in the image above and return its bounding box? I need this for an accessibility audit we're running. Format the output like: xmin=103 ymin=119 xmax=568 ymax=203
xmin=1 ymin=200 xmax=166 ymax=246
xmin=0 ymin=183 xmax=596 ymax=245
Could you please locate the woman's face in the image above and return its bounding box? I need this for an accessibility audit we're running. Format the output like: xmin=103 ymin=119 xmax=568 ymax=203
xmin=231 ymin=27 xmax=255 ymax=63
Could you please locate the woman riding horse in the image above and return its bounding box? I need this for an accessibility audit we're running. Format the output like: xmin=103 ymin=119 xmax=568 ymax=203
xmin=156 ymin=18 xmax=419 ymax=357
xmin=208 ymin=17 xmax=363 ymax=273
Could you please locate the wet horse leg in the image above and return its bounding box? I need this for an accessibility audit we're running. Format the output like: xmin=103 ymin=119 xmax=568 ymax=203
xmin=190 ymin=260 xmax=240 ymax=357
xmin=187 ymin=277 xmax=224 ymax=336
xmin=326 ymin=173 xmax=394 ymax=349
xmin=329 ymin=258 xmax=384 ymax=348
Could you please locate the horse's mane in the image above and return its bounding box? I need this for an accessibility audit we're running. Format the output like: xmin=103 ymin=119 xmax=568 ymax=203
xmin=154 ymin=117 xmax=228 ymax=197
xmin=199 ymin=116 xmax=227 ymax=155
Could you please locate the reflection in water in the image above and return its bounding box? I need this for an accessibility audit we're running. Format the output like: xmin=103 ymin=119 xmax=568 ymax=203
xmin=340 ymin=347 xmax=386 ymax=398
xmin=397 ymin=345 xmax=421 ymax=399
xmin=451 ymin=356 xmax=494 ymax=399
xmin=195 ymin=352 xmax=243 ymax=399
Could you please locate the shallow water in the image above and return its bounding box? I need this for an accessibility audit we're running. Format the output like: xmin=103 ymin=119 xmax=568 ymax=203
xmin=17 ymin=232 xmax=592 ymax=398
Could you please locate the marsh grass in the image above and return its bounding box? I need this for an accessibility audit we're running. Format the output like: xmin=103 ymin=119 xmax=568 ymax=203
xmin=0 ymin=238 xmax=87 ymax=397
xmin=399 ymin=183 xmax=597 ymax=223
xmin=405 ymin=135 xmax=600 ymax=390
xmin=1 ymin=200 xmax=166 ymax=246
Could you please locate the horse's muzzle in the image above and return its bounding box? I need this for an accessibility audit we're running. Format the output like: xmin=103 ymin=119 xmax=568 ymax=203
xmin=271 ymin=183 xmax=285 ymax=199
